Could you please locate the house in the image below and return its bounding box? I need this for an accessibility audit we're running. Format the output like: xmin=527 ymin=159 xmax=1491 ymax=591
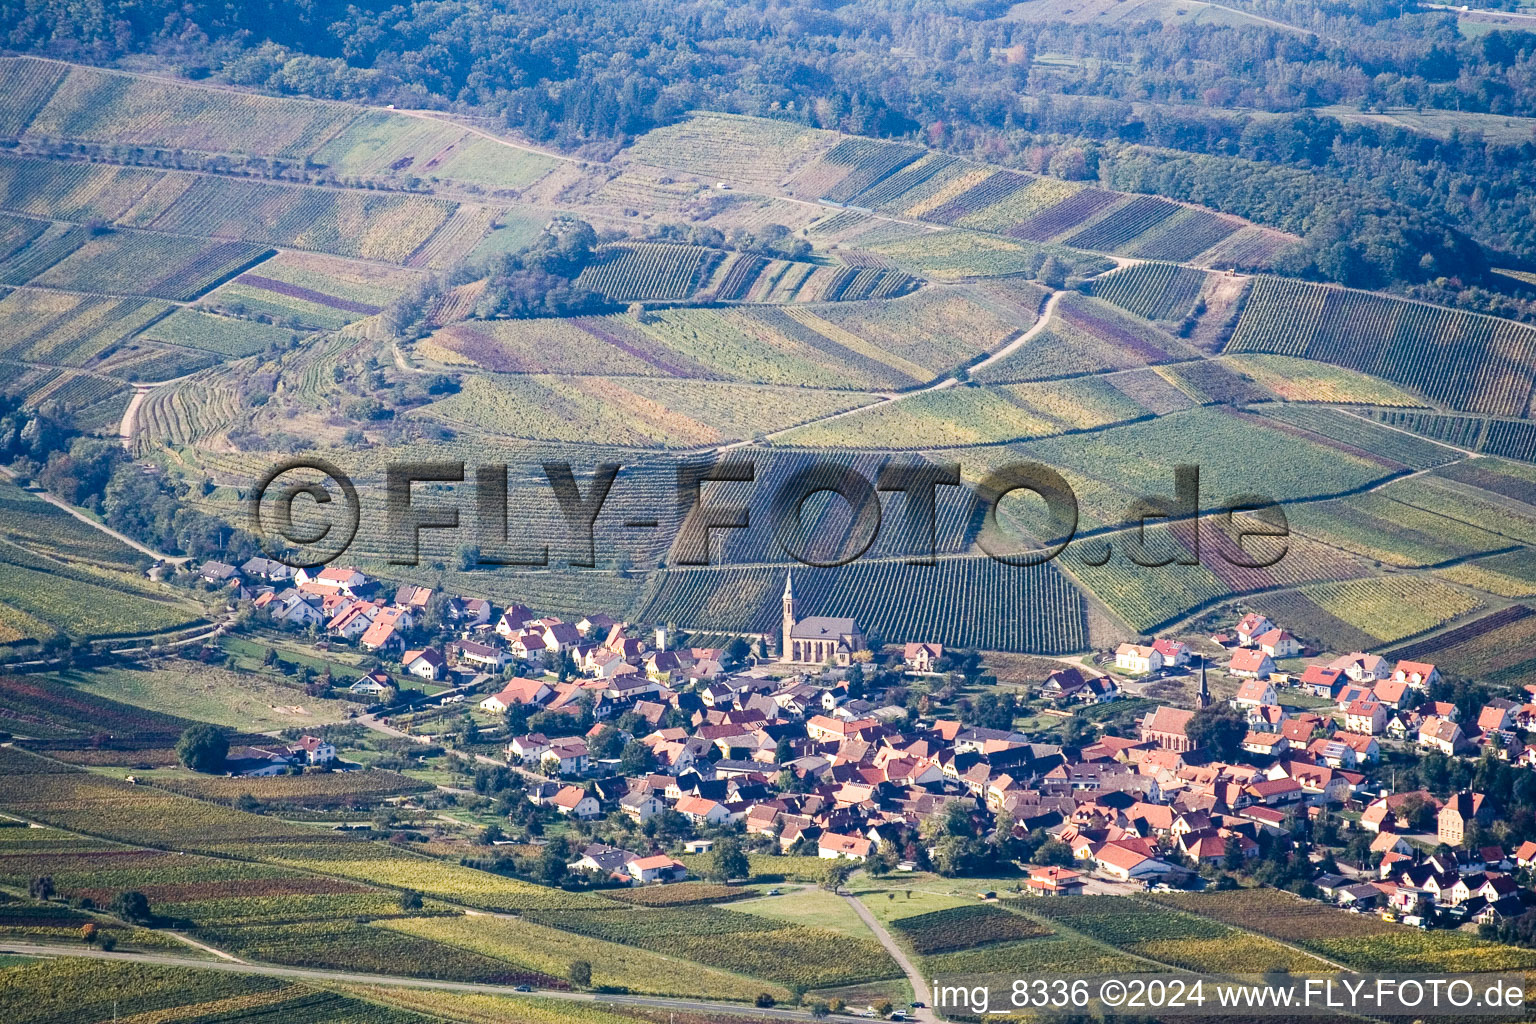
xmin=1298 ymin=665 xmax=1344 ymax=699
xmin=1254 ymin=628 xmax=1301 ymax=659
xmin=401 ymin=648 xmax=445 ymax=681
xmin=542 ymin=738 xmax=590 ymax=776
xmin=289 ymin=735 xmax=336 ymax=765
xmin=326 ymin=602 xmax=378 ymax=640
xmin=1514 ymin=840 xmax=1536 ymax=869
xmin=1329 ymin=652 xmax=1389 ymax=683
xmin=479 ymin=678 xmax=553 ymax=713
xmin=1439 ymin=791 xmax=1492 ymax=846
xmin=1370 ymin=679 xmax=1410 ymax=709
xmin=675 ymin=795 xmax=728 ymax=826
xmin=1042 ymin=667 xmax=1117 ymax=704
xmin=1241 ymin=731 xmax=1290 ymax=758
xmin=1343 ymin=699 xmax=1388 ymax=736
xmin=507 ymin=733 xmax=551 ymax=763
xmin=550 ymin=785 xmax=601 ymax=819
xmin=241 ymin=556 xmax=295 ymax=582
xmin=627 ymin=854 xmax=688 ymax=883
xmin=818 ymin=832 xmax=873 ymax=861
xmin=576 ymin=613 xmax=618 ymax=637
xmin=1477 ymin=702 xmax=1516 ymax=735
xmin=1333 ymin=730 xmax=1380 ymax=763
xmin=1152 ymin=638 xmax=1190 ymax=667
xmin=1234 ymin=612 xmax=1273 ymax=645
xmin=451 ymin=639 xmax=510 ymax=671
xmin=445 ymin=596 xmax=492 ymax=626
xmin=255 ymin=589 xmax=324 ymax=627
xmin=903 ymin=642 xmax=944 ymax=673
xmin=1024 ymin=865 xmax=1086 ymax=895
xmin=1419 ymin=717 xmax=1468 ymax=756
xmin=359 ymin=607 xmax=409 ymax=652
xmin=1095 ymin=841 xmax=1171 ymax=881
xmin=296 ymin=565 xmax=368 ymax=596
xmin=1229 ymin=649 xmax=1275 ymax=680
xmin=393 ymin=584 xmax=434 ymax=612
xmin=1232 ymin=676 xmax=1278 ymax=707
xmin=1391 ymin=660 xmax=1442 ymax=690
xmin=1140 ymin=706 xmax=1195 ymax=752
xmin=620 ymin=790 xmax=663 ymax=823
xmin=351 ymin=670 xmax=393 ymax=697
xmin=198 ymin=560 xmax=240 ymax=585
xmin=225 ymin=745 xmax=294 ymax=777
xmin=1115 ymin=643 xmax=1163 ymax=674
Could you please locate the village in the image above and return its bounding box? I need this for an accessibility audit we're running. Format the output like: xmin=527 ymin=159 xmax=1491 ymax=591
xmin=196 ymin=556 xmax=1536 ymax=936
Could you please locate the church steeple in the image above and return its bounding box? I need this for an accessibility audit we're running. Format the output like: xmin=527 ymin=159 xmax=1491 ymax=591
xmin=780 ymin=572 xmax=798 ymax=664
xmin=1196 ymin=654 xmax=1211 ymax=710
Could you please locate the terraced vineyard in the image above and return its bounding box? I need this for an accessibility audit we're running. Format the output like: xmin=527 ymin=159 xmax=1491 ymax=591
xmin=1226 ymin=276 xmax=1536 ymax=416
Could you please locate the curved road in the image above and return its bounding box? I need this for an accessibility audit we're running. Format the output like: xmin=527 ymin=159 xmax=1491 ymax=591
xmin=841 ymin=888 xmax=934 ymax=1022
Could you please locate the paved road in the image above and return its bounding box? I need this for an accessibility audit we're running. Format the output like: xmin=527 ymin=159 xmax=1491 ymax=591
xmin=0 ymin=942 xmax=824 ymax=1021
xmin=840 ymin=890 xmax=934 ymax=1022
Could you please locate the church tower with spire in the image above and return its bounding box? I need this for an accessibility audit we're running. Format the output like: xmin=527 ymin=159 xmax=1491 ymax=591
xmin=780 ymin=572 xmax=799 ymax=664
xmin=1195 ymin=653 xmax=1211 ymax=710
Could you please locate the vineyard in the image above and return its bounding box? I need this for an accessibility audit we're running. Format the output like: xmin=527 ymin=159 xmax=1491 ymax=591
xmin=1298 ymin=574 xmax=1485 ymax=643
xmin=133 ymin=376 xmax=243 ymax=452
xmin=774 ymin=374 xmax=1148 ymax=449
xmin=633 ymin=556 xmax=1088 ymax=653
xmin=0 ymin=543 xmax=203 ymax=639
xmin=0 ymin=674 xmax=188 ymax=743
xmin=417 ymin=373 xmax=880 ymax=448
xmin=1147 ymin=889 xmax=1536 ymax=973
xmin=148 ymin=769 xmax=432 ymax=808
xmin=1061 ymin=195 xmax=1184 ymax=252
xmin=1386 ymin=604 xmax=1536 ymax=688
xmin=1091 ymin=261 xmax=1209 ymax=322
xmin=141 ymin=173 xmax=457 ymax=263
xmin=1253 ymin=405 xmax=1462 ymax=470
xmin=522 ymin=905 xmax=902 ymax=988
xmin=1285 ymin=491 xmax=1514 ymax=569
xmin=1228 ymin=354 xmax=1423 ymax=406
xmin=868 ymin=229 xmax=1111 ymax=281
xmin=143 ymin=308 xmax=303 ymax=357
xmin=0 ymin=290 xmax=172 ymax=366
xmin=576 ymin=242 xmax=721 ymax=302
xmin=972 ymin=292 xmax=1198 ymax=384
xmin=381 ymin=913 xmax=784 ymax=1000
xmin=1226 ymin=276 xmax=1536 ymax=416
xmin=624 ymin=111 xmax=832 ymax=188
xmin=206 ymin=250 xmax=421 ymax=329
xmin=814 ymin=136 xmax=926 ymax=205
xmin=1128 ymin=206 xmax=1244 ymax=262
xmin=1029 ymin=895 xmax=1330 ymax=974
xmin=31 ymin=231 xmax=272 ymax=300
xmin=0 ymin=153 xmax=160 ymax=222
xmin=0 ymin=748 xmax=605 ymax=914
xmin=890 ymin=904 xmax=1051 ymax=955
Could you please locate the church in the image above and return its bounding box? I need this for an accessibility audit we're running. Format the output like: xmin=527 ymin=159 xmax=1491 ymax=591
xmin=779 ymin=573 xmax=866 ymax=666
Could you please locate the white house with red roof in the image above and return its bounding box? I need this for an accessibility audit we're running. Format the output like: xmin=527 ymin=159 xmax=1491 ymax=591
xmin=902 ymin=642 xmax=944 ymax=673
xmin=550 ymin=785 xmax=601 ymax=818
xmin=1344 ymin=699 xmax=1388 ymax=735
xmin=296 ymin=565 xmax=368 ymax=595
xmin=1329 ymin=652 xmax=1389 ymax=683
xmin=1254 ymin=628 xmax=1301 ymax=659
xmin=818 ymin=832 xmax=873 ymax=860
xmin=479 ymin=678 xmax=553 ymax=713
xmin=1234 ymin=612 xmax=1273 ymax=646
xmin=1231 ymin=675 xmax=1278 ymax=705
xmin=1229 ymin=649 xmax=1275 ymax=680
xmin=1391 ymin=660 xmax=1442 ymax=690
xmin=627 ymin=854 xmax=687 ymax=883
xmin=1151 ymin=638 xmax=1190 ymax=666
xmin=401 ymin=648 xmax=446 ymax=681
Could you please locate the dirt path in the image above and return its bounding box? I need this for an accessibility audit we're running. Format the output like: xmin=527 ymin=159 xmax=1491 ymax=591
xmin=970 ymin=290 xmax=1060 ymax=374
xmin=841 ymin=888 xmax=934 ymax=1022
xmin=0 ymin=464 xmax=188 ymax=564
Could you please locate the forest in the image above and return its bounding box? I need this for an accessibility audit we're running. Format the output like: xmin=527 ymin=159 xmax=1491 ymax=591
xmin=7 ymin=0 xmax=1536 ymax=293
